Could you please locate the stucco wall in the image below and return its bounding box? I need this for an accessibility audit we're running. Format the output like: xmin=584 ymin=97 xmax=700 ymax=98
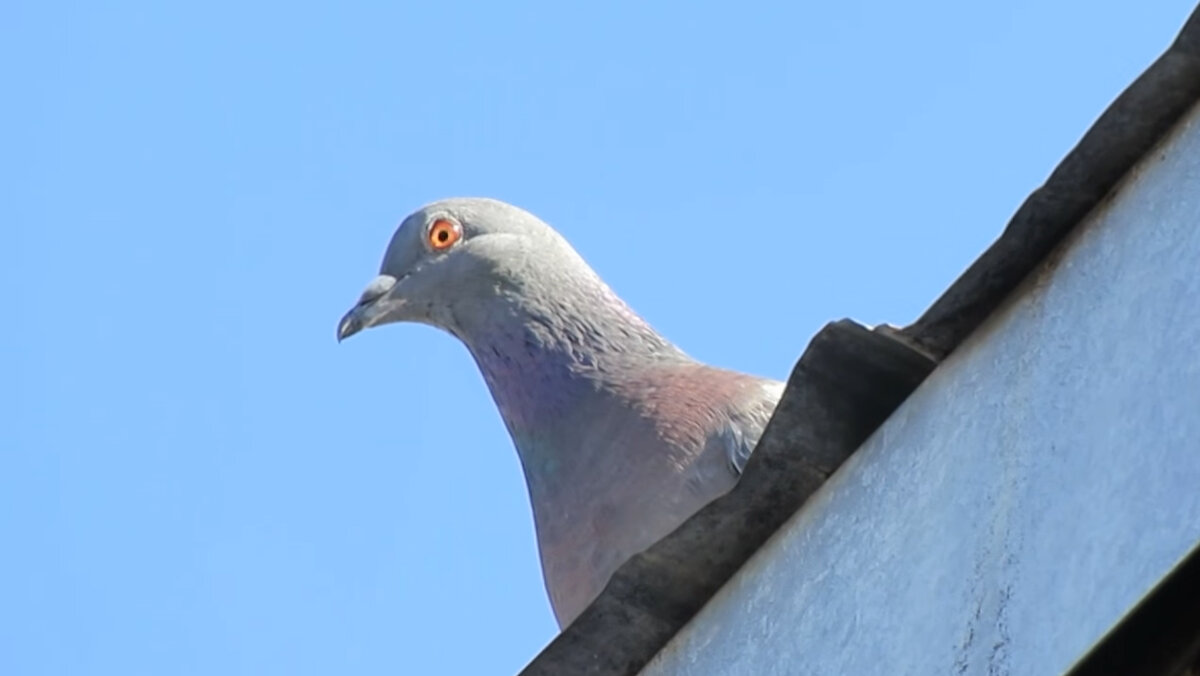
xmin=643 ymin=101 xmax=1200 ymax=676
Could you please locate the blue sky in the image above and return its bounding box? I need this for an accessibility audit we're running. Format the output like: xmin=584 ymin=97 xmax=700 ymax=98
xmin=3 ymin=1 xmax=1194 ymax=674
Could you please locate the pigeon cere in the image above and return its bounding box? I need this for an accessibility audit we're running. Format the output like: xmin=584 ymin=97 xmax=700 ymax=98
xmin=338 ymin=197 xmax=784 ymax=627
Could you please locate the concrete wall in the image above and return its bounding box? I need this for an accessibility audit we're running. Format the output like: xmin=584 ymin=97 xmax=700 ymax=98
xmin=643 ymin=101 xmax=1200 ymax=676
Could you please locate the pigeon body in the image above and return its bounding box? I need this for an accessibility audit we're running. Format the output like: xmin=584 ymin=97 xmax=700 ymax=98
xmin=338 ymin=198 xmax=783 ymax=626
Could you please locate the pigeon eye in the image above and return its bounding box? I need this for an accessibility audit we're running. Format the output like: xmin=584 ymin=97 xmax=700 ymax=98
xmin=427 ymin=219 xmax=462 ymax=251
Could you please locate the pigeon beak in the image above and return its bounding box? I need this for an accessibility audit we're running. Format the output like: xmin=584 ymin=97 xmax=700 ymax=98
xmin=336 ymin=307 xmax=366 ymax=342
xmin=336 ymin=274 xmax=399 ymax=342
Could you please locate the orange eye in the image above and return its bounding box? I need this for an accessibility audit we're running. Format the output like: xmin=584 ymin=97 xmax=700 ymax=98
xmin=427 ymin=219 xmax=462 ymax=251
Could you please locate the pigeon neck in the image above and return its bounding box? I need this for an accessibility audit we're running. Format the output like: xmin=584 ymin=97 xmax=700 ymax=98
xmin=458 ymin=279 xmax=685 ymax=479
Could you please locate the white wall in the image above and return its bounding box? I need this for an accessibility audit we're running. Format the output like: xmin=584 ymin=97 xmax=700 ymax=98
xmin=643 ymin=101 xmax=1200 ymax=676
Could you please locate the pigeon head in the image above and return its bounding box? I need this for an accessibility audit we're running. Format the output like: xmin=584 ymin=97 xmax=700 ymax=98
xmin=337 ymin=197 xmax=589 ymax=342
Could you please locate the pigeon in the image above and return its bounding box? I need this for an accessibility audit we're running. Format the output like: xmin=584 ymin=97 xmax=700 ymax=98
xmin=338 ymin=198 xmax=784 ymax=627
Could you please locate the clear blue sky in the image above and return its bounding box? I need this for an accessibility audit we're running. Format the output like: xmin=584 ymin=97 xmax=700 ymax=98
xmin=3 ymin=1 xmax=1193 ymax=674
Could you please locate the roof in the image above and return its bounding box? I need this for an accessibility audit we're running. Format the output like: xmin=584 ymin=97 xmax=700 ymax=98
xmin=522 ymin=5 xmax=1200 ymax=674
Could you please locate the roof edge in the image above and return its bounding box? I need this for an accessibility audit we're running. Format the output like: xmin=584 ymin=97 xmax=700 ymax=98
xmin=903 ymin=3 xmax=1200 ymax=357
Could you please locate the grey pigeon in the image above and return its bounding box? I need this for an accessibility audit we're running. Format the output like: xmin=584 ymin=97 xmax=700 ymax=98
xmin=338 ymin=198 xmax=783 ymax=627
